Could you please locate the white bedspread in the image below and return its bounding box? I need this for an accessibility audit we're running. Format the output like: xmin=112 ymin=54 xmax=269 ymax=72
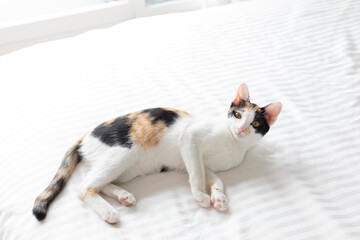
xmin=1 ymin=0 xmax=360 ymax=239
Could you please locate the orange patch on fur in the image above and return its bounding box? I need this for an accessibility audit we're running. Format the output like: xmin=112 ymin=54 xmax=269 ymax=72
xmin=81 ymin=188 xmax=99 ymax=199
xmin=130 ymin=113 xmax=166 ymax=148
xmin=37 ymin=187 xmax=55 ymax=200
xmin=77 ymin=134 xmax=86 ymax=144
xmin=208 ymin=182 xmax=215 ymax=190
xmin=126 ymin=111 xmax=141 ymax=122
xmin=162 ymin=107 xmax=191 ymax=116
xmin=244 ymin=128 xmax=251 ymax=136
xmin=243 ymin=102 xmax=253 ymax=111
xmin=243 ymin=102 xmax=261 ymax=112
xmin=103 ymin=118 xmax=116 ymax=126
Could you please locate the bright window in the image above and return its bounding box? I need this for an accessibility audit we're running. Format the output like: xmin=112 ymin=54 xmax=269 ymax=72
xmin=0 ymin=0 xmax=108 ymax=24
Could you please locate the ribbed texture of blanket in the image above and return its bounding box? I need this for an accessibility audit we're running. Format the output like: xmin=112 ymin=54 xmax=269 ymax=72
xmin=0 ymin=0 xmax=359 ymax=239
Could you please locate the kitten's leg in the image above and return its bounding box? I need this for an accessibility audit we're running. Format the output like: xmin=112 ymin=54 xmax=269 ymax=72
xmin=80 ymin=152 xmax=135 ymax=224
xmin=205 ymin=168 xmax=228 ymax=212
xmin=80 ymin=185 xmax=120 ymax=224
xmin=180 ymin=142 xmax=210 ymax=208
xmin=101 ymin=184 xmax=136 ymax=206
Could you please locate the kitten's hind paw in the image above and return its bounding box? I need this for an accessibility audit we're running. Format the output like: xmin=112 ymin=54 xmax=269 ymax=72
xmin=211 ymin=190 xmax=228 ymax=212
xmin=194 ymin=191 xmax=211 ymax=208
xmin=118 ymin=192 xmax=136 ymax=206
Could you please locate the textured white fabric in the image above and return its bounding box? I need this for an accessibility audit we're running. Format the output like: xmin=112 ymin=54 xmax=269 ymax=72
xmin=1 ymin=0 xmax=360 ymax=239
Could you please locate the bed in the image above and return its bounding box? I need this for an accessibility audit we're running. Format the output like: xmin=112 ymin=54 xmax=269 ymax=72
xmin=1 ymin=0 xmax=360 ymax=239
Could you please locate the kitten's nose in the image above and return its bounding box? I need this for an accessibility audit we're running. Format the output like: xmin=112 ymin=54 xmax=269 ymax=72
xmin=238 ymin=127 xmax=245 ymax=134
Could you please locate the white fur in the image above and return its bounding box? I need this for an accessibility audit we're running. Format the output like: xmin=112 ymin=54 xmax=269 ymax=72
xmin=78 ymin=109 xmax=263 ymax=222
xmin=101 ymin=184 xmax=136 ymax=206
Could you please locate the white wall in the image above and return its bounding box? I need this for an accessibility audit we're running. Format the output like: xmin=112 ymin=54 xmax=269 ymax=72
xmin=0 ymin=0 xmax=106 ymax=24
xmin=0 ymin=0 xmax=235 ymax=56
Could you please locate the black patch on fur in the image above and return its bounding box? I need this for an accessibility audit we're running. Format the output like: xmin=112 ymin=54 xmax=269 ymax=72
xmin=75 ymin=145 xmax=82 ymax=163
xmin=33 ymin=206 xmax=47 ymax=221
xmin=160 ymin=166 xmax=170 ymax=172
xmin=92 ymin=117 xmax=133 ymax=148
xmin=142 ymin=108 xmax=179 ymax=127
xmin=252 ymin=103 xmax=259 ymax=109
xmin=231 ymin=100 xmax=246 ymax=108
xmin=229 ymin=109 xmax=238 ymax=118
xmin=77 ymin=154 xmax=82 ymax=163
xmin=253 ymin=108 xmax=270 ymax=136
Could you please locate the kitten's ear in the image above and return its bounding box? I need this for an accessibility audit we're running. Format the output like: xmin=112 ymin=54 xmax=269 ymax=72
xmin=233 ymin=83 xmax=250 ymax=105
xmin=264 ymin=102 xmax=282 ymax=126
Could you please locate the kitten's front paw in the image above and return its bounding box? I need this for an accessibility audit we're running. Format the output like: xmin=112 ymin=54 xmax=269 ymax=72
xmin=100 ymin=208 xmax=120 ymax=224
xmin=194 ymin=191 xmax=211 ymax=208
xmin=211 ymin=190 xmax=228 ymax=212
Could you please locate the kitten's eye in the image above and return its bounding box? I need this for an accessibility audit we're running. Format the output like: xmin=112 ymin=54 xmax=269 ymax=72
xmin=235 ymin=112 xmax=242 ymax=119
xmin=252 ymin=121 xmax=260 ymax=128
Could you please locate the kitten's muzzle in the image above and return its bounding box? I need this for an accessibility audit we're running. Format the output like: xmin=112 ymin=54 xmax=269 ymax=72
xmin=238 ymin=127 xmax=245 ymax=134
xmin=237 ymin=127 xmax=250 ymax=137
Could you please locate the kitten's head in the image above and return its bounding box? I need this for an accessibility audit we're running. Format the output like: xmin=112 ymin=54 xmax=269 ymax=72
xmin=227 ymin=83 xmax=282 ymax=142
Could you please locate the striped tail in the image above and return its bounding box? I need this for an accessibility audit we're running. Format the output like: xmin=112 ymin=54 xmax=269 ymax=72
xmin=32 ymin=142 xmax=82 ymax=221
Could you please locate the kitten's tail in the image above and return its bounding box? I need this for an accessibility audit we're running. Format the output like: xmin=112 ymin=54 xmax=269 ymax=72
xmin=32 ymin=139 xmax=83 ymax=221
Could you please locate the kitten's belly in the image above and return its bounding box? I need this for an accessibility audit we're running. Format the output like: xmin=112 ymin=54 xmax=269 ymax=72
xmin=115 ymin=139 xmax=185 ymax=183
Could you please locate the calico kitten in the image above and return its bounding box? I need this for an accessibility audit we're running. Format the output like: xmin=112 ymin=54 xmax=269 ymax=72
xmin=33 ymin=83 xmax=282 ymax=224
